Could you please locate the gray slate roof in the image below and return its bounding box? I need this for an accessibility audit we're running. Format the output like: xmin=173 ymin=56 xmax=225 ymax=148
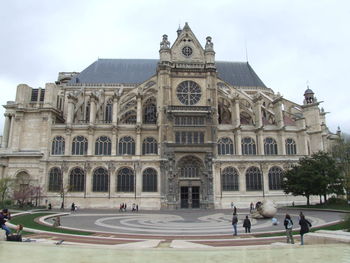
xmin=69 ymin=59 xmax=267 ymax=88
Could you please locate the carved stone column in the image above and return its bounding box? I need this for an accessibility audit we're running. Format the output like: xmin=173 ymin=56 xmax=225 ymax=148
xmin=87 ymin=128 xmax=94 ymax=156
xmin=111 ymin=127 xmax=117 ymax=155
xmin=7 ymin=114 xmax=15 ymax=148
xmin=65 ymin=128 xmax=72 ymax=156
xmin=89 ymin=95 xmax=97 ymax=125
xmin=238 ymin=165 xmax=246 ymax=193
xmin=232 ymin=97 xmax=240 ymax=128
xmin=253 ymin=96 xmax=263 ymax=128
xmin=136 ymin=125 xmax=141 ymax=156
xmin=112 ymin=96 xmax=119 ymax=125
xmin=66 ymin=95 xmax=76 ymax=125
xmin=257 ymin=130 xmax=264 ymax=155
xmin=136 ymin=93 xmax=142 ymax=124
xmin=2 ymin=113 xmax=11 ymax=148
xmin=135 ymin=161 xmax=142 ymax=198
xmin=235 ymin=130 xmax=242 ymax=155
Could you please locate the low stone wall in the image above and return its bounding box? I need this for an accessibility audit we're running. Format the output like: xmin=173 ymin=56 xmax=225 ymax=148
xmin=304 ymin=230 xmax=350 ymax=244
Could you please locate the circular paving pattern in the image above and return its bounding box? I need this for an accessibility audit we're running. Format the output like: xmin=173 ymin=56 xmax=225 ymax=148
xmin=57 ymin=209 xmax=342 ymax=236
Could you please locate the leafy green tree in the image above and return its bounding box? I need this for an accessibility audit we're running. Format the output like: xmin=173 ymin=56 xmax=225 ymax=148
xmin=331 ymin=138 xmax=350 ymax=201
xmin=282 ymin=151 xmax=343 ymax=205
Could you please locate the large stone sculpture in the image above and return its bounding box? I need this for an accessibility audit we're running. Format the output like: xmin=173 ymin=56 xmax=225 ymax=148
xmin=251 ymin=200 xmax=277 ymax=218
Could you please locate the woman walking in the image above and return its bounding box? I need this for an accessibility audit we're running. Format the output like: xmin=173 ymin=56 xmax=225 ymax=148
xmin=299 ymin=214 xmax=312 ymax=245
xmin=283 ymin=213 xmax=294 ymax=244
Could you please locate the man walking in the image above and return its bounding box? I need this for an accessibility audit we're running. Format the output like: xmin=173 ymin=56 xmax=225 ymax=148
xmin=232 ymin=213 xmax=238 ymax=236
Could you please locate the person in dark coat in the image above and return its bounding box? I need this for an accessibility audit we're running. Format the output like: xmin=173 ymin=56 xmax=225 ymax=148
xmin=299 ymin=214 xmax=312 ymax=245
xmin=243 ymin=215 xmax=251 ymax=233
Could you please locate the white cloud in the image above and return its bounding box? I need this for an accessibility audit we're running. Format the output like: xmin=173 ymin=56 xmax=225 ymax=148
xmin=0 ymin=0 xmax=349 ymax=134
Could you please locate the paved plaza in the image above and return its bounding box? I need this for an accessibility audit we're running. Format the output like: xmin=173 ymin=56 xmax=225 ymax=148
xmin=55 ymin=208 xmax=344 ymax=236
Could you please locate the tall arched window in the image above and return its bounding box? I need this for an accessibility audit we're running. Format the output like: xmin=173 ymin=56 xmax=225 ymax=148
xmin=285 ymin=138 xmax=297 ymax=155
xmin=246 ymin=166 xmax=262 ymax=191
xmin=268 ymin=166 xmax=284 ymax=190
xmin=264 ymin=137 xmax=278 ymax=155
xmin=120 ymin=110 xmax=136 ymax=124
xmin=142 ymin=137 xmax=158 ymax=155
xmin=51 ymin=136 xmax=65 ymax=155
xmin=93 ymin=167 xmax=109 ymax=192
xmin=72 ymin=136 xmax=88 ymax=155
xmin=118 ymin=136 xmax=135 ymax=155
xmin=69 ymin=167 xmax=85 ymax=192
xmin=242 ymin=137 xmax=256 ymax=155
xmin=105 ymin=100 xmax=113 ymax=123
xmin=48 ymin=167 xmax=62 ymax=192
xmin=117 ymin=167 xmax=134 ymax=192
xmin=95 ymin=136 xmax=112 ymax=155
xmin=142 ymin=168 xmax=157 ymax=192
xmin=222 ymin=167 xmax=239 ymax=191
xmin=143 ymin=98 xmax=157 ymax=124
xmin=218 ymin=137 xmax=234 ymax=155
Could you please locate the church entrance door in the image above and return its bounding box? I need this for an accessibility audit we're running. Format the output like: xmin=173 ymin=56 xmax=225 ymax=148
xmin=180 ymin=186 xmax=200 ymax=208
xmin=180 ymin=187 xmax=189 ymax=208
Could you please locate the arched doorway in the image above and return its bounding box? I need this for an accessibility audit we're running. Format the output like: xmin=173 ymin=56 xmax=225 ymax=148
xmin=176 ymin=156 xmax=203 ymax=208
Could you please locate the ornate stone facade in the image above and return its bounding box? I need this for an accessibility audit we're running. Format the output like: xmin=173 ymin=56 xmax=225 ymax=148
xmin=0 ymin=23 xmax=339 ymax=209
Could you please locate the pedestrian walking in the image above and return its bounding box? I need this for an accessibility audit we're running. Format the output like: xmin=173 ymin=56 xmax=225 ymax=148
xmin=299 ymin=214 xmax=312 ymax=245
xmin=232 ymin=213 xmax=238 ymax=236
xmin=233 ymin=206 xmax=237 ymax=215
xmin=284 ymin=213 xmax=294 ymax=244
xmin=250 ymin=202 xmax=254 ymax=213
xmin=243 ymin=215 xmax=251 ymax=233
xmin=231 ymin=202 xmax=234 ymax=209
xmin=71 ymin=202 xmax=75 ymax=212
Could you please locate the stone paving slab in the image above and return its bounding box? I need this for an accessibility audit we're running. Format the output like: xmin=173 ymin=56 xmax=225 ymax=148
xmin=1 ymin=242 xmax=349 ymax=263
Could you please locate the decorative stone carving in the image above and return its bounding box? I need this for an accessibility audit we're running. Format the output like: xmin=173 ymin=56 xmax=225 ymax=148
xmin=251 ymin=200 xmax=278 ymax=218
xmin=205 ymin=36 xmax=214 ymax=51
xmin=160 ymin=34 xmax=170 ymax=49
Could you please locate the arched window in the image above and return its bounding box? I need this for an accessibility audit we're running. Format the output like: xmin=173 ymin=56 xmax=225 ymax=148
xmin=218 ymin=137 xmax=234 ymax=155
xmin=176 ymin=81 xmax=201 ymax=105
xmin=240 ymin=112 xmax=253 ymax=125
xmin=285 ymin=138 xmax=297 ymax=155
xmin=241 ymin=137 xmax=256 ymax=155
xmin=142 ymin=168 xmax=157 ymax=192
xmin=222 ymin=167 xmax=239 ymax=191
xmin=72 ymin=136 xmax=88 ymax=155
xmin=179 ymin=157 xmax=201 ymax=178
xmin=105 ymin=100 xmax=113 ymax=123
xmin=143 ymin=98 xmax=157 ymax=124
xmin=118 ymin=136 xmax=135 ymax=155
xmin=69 ymin=167 xmax=85 ymax=192
xmin=51 ymin=136 xmax=65 ymax=155
xmin=246 ymin=166 xmax=262 ymax=191
xmin=48 ymin=167 xmax=62 ymax=192
xmin=95 ymin=136 xmax=112 ymax=155
xmin=268 ymin=166 xmax=283 ymax=190
xmin=120 ymin=110 xmax=136 ymax=124
xmin=117 ymin=167 xmax=134 ymax=192
xmin=264 ymin=137 xmax=278 ymax=155
xmin=142 ymin=137 xmax=158 ymax=155
xmin=93 ymin=167 xmax=109 ymax=192
xmin=218 ymin=98 xmax=231 ymax=124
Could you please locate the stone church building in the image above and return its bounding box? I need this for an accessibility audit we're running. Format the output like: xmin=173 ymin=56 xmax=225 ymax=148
xmin=0 ymin=24 xmax=338 ymax=209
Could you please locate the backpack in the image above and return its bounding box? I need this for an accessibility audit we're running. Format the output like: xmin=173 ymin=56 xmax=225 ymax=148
xmin=286 ymin=219 xmax=293 ymax=229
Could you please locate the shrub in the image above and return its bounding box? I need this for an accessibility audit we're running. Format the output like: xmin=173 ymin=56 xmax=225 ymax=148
xmin=343 ymin=214 xmax=350 ymax=232
xmin=327 ymin=197 xmax=348 ymax=205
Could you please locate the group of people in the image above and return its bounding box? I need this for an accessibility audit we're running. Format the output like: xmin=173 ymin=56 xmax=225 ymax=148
xmin=283 ymin=212 xmax=312 ymax=245
xmin=231 ymin=208 xmax=312 ymax=245
xmin=0 ymin=209 xmax=23 ymax=241
xmin=119 ymin=203 xmax=139 ymax=212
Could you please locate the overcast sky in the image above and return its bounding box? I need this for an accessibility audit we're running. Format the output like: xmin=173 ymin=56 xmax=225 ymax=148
xmin=0 ymin=0 xmax=349 ymax=135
